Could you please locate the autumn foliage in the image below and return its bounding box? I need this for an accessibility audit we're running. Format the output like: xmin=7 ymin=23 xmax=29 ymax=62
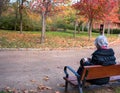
xmin=104 ymin=0 xmax=119 ymax=23
xmin=31 ymin=0 xmax=67 ymax=15
xmin=31 ymin=0 xmax=69 ymax=43
xmin=72 ymin=0 xmax=118 ymax=39
xmin=72 ymin=0 xmax=117 ymax=21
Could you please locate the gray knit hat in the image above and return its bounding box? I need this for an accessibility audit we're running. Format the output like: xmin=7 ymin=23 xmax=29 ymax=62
xmin=94 ymin=35 xmax=108 ymax=48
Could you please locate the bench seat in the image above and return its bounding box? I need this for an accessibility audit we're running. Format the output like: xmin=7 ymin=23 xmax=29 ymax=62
xmin=63 ymin=76 xmax=120 ymax=86
xmin=63 ymin=64 xmax=120 ymax=93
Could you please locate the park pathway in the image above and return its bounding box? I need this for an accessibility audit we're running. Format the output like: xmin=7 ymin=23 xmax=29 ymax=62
xmin=0 ymin=40 xmax=120 ymax=93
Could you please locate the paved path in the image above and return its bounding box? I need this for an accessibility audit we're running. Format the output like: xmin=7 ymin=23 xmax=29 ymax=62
xmin=0 ymin=42 xmax=120 ymax=93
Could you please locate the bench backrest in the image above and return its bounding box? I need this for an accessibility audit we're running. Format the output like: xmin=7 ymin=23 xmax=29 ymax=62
xmin=81 ymin=64 xmax=120 ymax=80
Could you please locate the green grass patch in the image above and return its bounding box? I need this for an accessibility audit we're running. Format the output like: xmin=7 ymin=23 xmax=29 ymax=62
xmin=0 ymin=91 xmax=11 ymax=93
xmin=115 ymin=87 xmax=120 ymax=93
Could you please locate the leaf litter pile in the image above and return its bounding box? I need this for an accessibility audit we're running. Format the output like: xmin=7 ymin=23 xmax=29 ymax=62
xmin=3 ymin=75 xmax=64 ymax=93
xmin=0 ymin=31 xmax=118 ymax=49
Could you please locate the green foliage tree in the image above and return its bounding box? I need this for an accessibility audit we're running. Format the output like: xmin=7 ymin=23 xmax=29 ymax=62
xmin=0 ymin=7 xmax=41 ymax=31
xmin=48 ymin=6 xmax=75 ymax=32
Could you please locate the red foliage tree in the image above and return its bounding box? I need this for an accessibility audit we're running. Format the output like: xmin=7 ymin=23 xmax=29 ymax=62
xmin=103 ymin=0 xmax=119 ymax=34
xmin=31 ymin=0 xmax=68 ymax=43
xmin=72 ymin=0 xmax=117 ymax=39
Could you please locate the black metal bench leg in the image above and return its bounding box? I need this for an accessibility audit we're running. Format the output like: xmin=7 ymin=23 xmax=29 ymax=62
xmin=65 ymin=81 xmax=68 ymax=92
xmin=77 ymin=78 xmax=83 ymax=93
xmin=78 ymin=86 xmax=83 ymax=93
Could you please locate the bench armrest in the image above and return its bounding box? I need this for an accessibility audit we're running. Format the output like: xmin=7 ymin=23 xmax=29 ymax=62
xmin=64 ymin=66 xmax=80 ymax=78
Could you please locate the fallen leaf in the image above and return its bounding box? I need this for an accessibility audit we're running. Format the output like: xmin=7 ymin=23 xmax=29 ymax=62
xmin=30 ymin=79 xmax=36 ymax=83
xmin=46 ymin=86 xmax=52 ymax=90
xmin=29 ymin=89 xmax=37 ymax=93
xmin=13 ymin=89 xmax=18 ymax=93
xmin=5 ymin=86 xmax=10 ymax=90
xmin=43 ymin=76 xmax=49 ymax=81
xmin=57 ymin=83 xmax=65 ymax=87
xmin=37 ymin=84 xmax=52 ymax=91
xmin=5 ymin=86 xmax=13 ymax=92
xmin=56 ymin=66 xmax=63 ymax=69
xmin=38 ymin=84 xmax=46 ymax=90
xmin=107 ymin=88 xmax=112 ymax=92
xmin=23 ymin=90 xmax=29 ymax=93
xmin=107 ymin=87 xmax=113 ymax=92
xmin=55 ymin=91 xmax=60 ymax=93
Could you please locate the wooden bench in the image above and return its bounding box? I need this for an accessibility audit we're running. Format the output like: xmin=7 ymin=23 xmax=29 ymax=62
xmin=63 ymin=64 xmax=120 ymax=93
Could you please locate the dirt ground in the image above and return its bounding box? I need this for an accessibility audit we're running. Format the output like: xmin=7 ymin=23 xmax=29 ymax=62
xmin=0 ymin=41 xmax=120 ymax=93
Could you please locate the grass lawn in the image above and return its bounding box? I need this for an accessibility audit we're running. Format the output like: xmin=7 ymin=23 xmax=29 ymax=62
xmin=0 ymin=30 xmax=118 ymax=49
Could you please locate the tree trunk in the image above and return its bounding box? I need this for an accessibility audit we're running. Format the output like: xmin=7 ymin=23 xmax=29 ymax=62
xmin=102 ymin=22 xmax=105 ymax=35
xmin=41 ymin=12 xmax=46 ymax=43
xmin=78 ymin=22 xmax=82 ymax=33
xmin=107 ymin=22 xmax=110 ymax=35
xmin=88 ymin=20 xmax=92 ymax=40
xmin=78 ymin=24 xmax=80 ymax=34
xmin=15 ymin=11 xmax=18 ymax=31
xmin=19 ymin=0 xmax=23 ymax=34
xmin=82 ymin=24 xmax=85 ymax=32
xmin=20 ymin=9 xmax=23 ymax=33
xmin=15 ymin=0 xmax=19 ymax=31
xmin=73 ymin=21 xmax=77 ymax=38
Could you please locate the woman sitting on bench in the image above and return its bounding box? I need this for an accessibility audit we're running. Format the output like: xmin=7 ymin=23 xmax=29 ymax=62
xmin=77 ymin=35 xmax=116 ymax=85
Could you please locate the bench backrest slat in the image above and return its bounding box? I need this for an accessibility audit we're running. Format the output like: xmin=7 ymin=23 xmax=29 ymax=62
xmin=81 ymin=64 xmax=120 ymax=80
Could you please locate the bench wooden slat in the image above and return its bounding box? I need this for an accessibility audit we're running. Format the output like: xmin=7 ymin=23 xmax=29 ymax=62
xmin=81 ymin=64 xmax=120 ymax=80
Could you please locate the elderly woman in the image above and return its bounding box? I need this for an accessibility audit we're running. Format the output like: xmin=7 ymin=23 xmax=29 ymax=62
xmin=77 ymin=35 xmax=116 ymax=85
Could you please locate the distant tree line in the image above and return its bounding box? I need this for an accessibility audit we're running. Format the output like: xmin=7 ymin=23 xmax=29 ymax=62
xmin=0 ymin=0 xmax=120 ymax=44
